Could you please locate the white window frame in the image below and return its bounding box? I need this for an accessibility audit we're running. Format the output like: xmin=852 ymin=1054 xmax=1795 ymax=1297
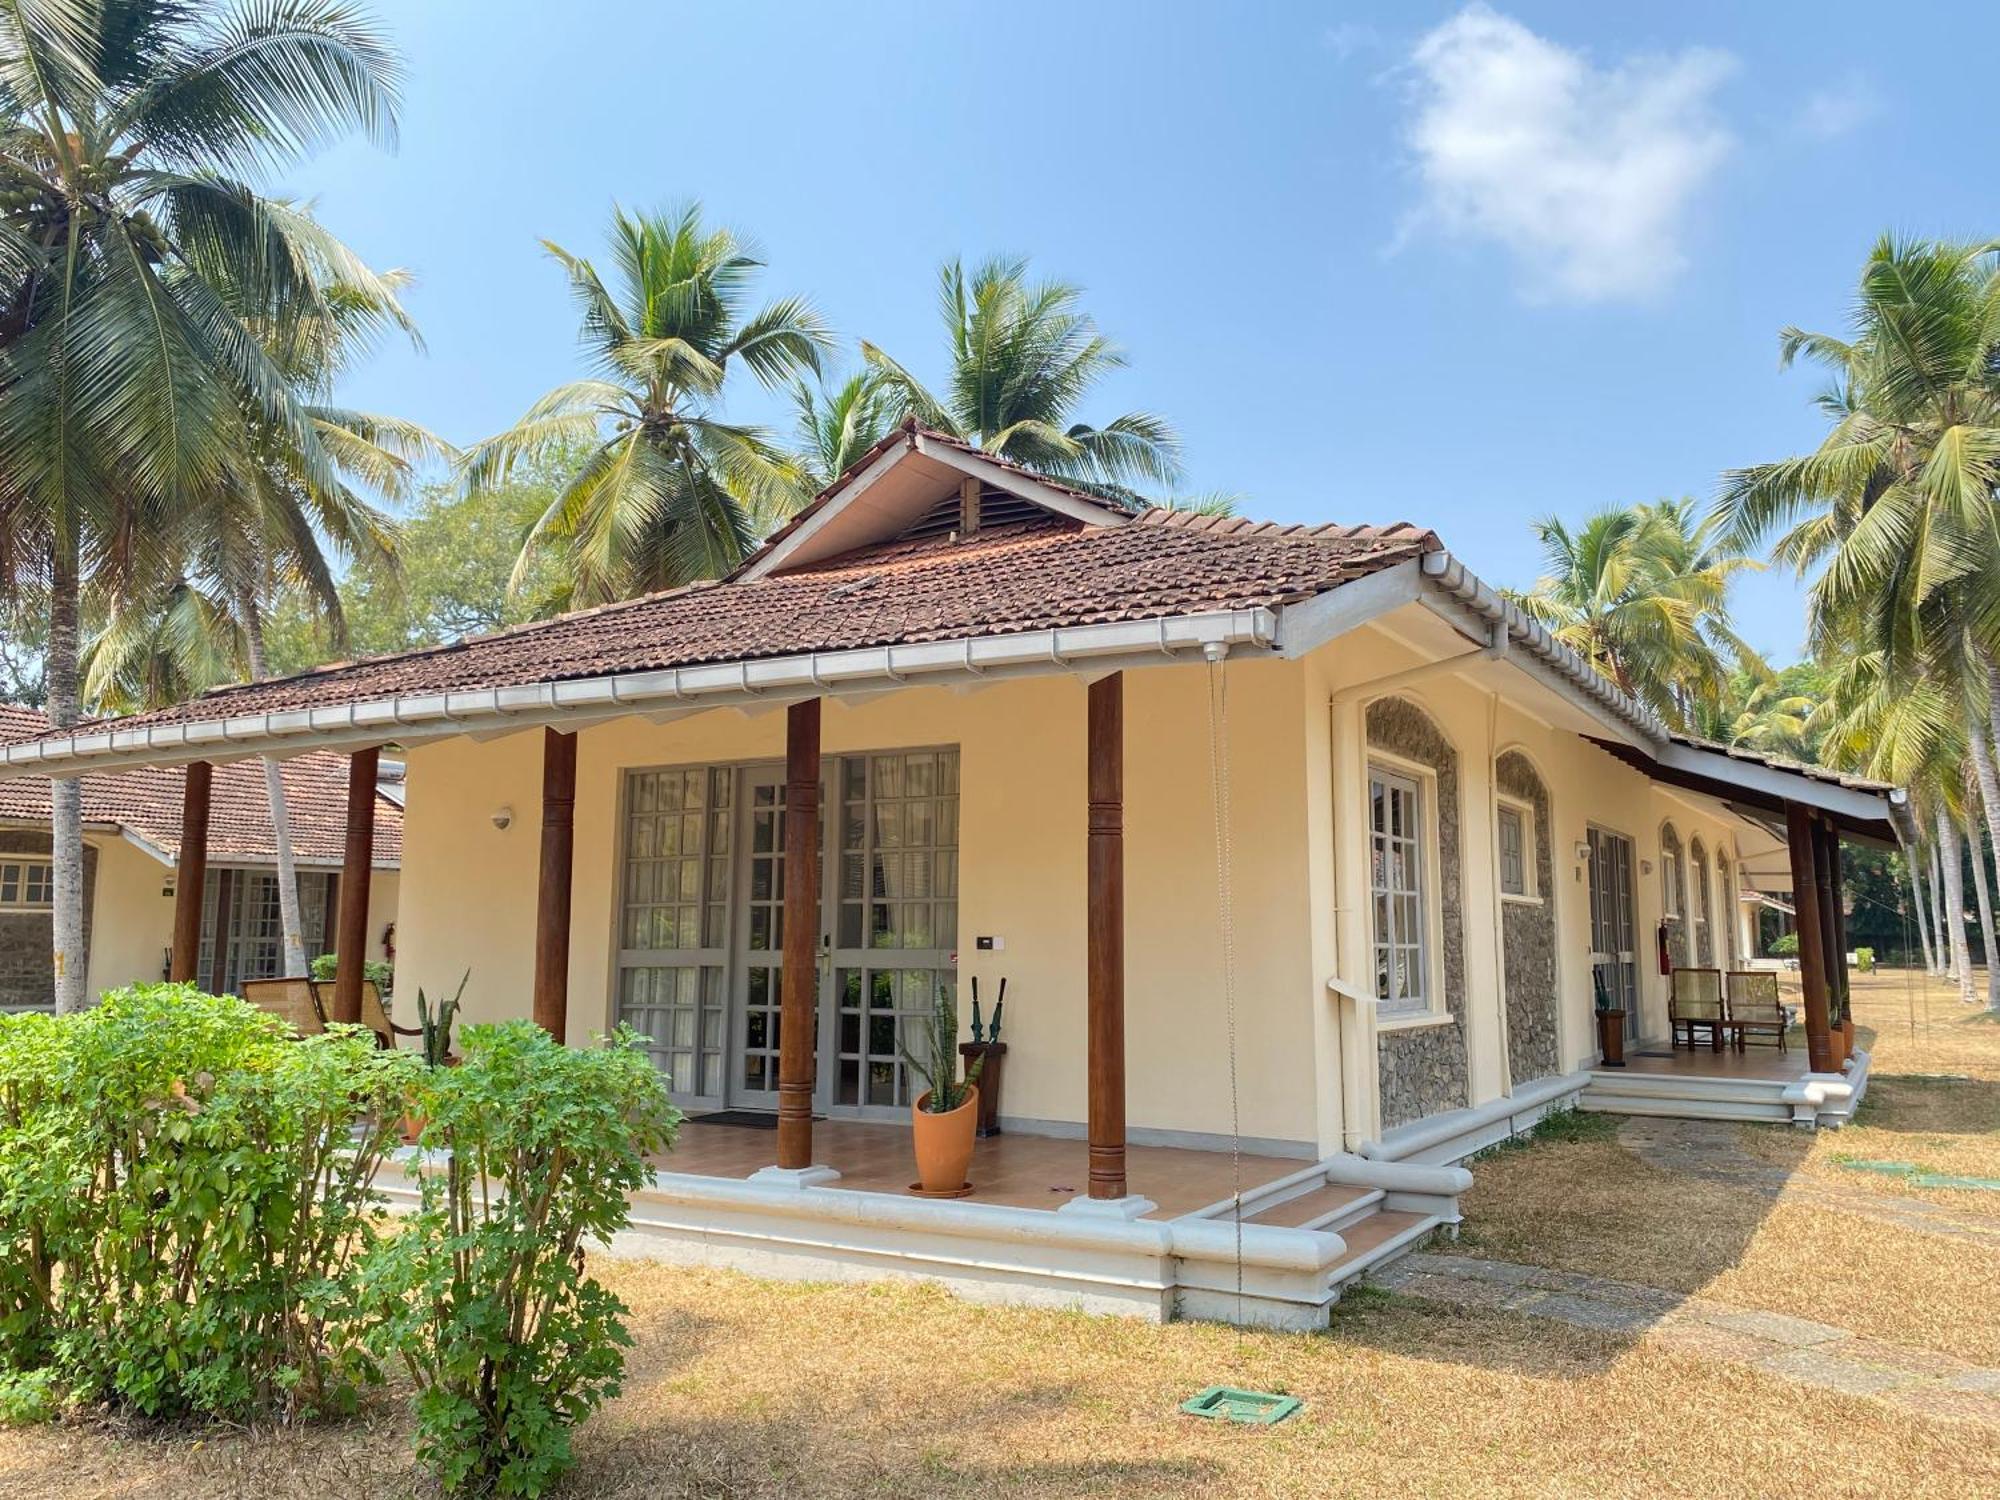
xmin=1367 ymin=756 xmax=1446 ymax=1025
xmin=0 ymin=858 xmax=54 ymax=912
xmin=1496 ymin=794 xmax=1539 ymax=903
xmin=1660 ymin=829 xmax=1684 ymax=926
xmin=1689 ymin=838 xmax=1712 ymax=963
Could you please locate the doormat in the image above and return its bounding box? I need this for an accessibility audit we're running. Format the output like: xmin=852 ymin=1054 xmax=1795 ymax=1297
xmin=682 ymin=1110 xmax=825 ymax=1129
xmin=1633 ymin=1050 xmax=1677 ymax=1059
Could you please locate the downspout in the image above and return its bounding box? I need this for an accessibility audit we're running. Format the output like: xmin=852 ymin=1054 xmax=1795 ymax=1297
xmin=1487 ymin=671 xmax=1516 ymax=1102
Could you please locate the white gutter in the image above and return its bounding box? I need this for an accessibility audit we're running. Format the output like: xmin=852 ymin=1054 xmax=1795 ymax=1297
xmin=0 ymin=608 xmax=1278 ymax=778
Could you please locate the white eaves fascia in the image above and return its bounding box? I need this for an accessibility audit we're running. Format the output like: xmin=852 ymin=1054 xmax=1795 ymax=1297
xmin=0 ymin=609 xmax=1278 ymax=778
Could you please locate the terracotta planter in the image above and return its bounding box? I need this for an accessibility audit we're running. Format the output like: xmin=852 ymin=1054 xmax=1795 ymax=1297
xmin=910 ymin=1085 xmax=979 ymax=1196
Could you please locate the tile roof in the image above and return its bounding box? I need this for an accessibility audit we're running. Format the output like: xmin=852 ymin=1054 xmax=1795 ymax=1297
xmin=23 ymin=505 xmax=1440 ymax=738
xmin=1663 ymin=731 xmax=1896 ymax=795
xmin=0 ymin=707 xmax=402 ymax=866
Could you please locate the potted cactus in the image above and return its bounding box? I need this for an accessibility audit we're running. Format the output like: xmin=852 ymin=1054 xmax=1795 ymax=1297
xmin=400 ymin=975 xmax=465 ymax=1143
xmin=903 ymin=985 xmax=985 ymax=1197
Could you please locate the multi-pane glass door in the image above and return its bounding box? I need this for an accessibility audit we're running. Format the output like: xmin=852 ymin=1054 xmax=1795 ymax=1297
xmin=196 ymin=868 xmax=331 ymax=995
xmin=830 ymin=749 xmax=960 ymax=1116
xmin=614 ymin=767 xmax=734 ymax=1108
xmin=615 ymin=748 xmax=960 ymax=1119
xmin=732 ymin=768 xmax=800 ymax=1110
xmin=1587 ymin=827 xmax=1639 ymax=1042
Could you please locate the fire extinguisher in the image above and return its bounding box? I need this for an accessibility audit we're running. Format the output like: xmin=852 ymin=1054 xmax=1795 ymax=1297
xmin=1656 ymin=920 xmax=1673 ymax=975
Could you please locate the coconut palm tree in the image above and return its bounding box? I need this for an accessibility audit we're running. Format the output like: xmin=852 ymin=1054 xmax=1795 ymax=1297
xmin=86 ymin=257 xmax=443 ymax=978
xmin=787 ymin=370 xmax=899 ymax=499
xmin=1509 ymin=500 xmax=1763 ymax=731
xmin=861 ymin=256 xmax=1182 ymax=502
xmin=1716 ymin=236 xmax=2000 ymax=978
xmin=465 ymin=205 xmax=831 ymax=607
xmin=0 ymin=0 xmax=404 ymax=1011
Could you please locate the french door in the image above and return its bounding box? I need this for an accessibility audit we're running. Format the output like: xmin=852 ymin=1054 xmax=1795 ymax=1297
xmin=1587 ymin=827 xmax=1640 ymax=1042
xmin=616 ymin=750 xmax=960 ymax=1119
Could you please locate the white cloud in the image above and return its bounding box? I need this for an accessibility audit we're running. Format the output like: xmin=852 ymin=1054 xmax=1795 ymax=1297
xmin=1796 ymin=76 xmax=1881 ymax=140
xmin=1401 ymin=4 xmax=1736 ymax=303
xmin=1323 ymin=22 xmax=1381 ymax=61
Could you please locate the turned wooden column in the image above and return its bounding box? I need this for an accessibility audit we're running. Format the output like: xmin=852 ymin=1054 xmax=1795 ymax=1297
xmin=1087 ymin=673 xmax=1127 ymax=1200
xmin=332 ymin=748 xmax=378 ymax=1025
xmin=776 ymin=699 xmax=821 ymax=1171
xmin=1786 ymin=802 xmax=1835 ymax=1073
xmin=533 ymin=728 xmax=578 ymax=1042
xmin=169 ymin=760 xmax=213 ymax=983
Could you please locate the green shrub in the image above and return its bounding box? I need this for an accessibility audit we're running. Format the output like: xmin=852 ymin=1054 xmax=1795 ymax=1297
xmin=1856 ymin=946 xmax=1876 ymax=973
xmin=364 ymin=1021 xmax=679 ymax=1497
xmin=309 ymin=951 xmax=395 ymax=996
xmin=1770 ymin=932 xmax=1800 ymax=958
xmin=0 ymin=984 xmax=415 ymax=1419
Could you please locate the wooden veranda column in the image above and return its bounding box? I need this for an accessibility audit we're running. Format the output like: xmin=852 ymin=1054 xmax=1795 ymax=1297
xmin=776 ymin=699 xmax=821 ymax=1171
xmin=332 ymin=748 xmax=378 ymax=1026
xmin=533 ymin=728 xmax=578 ymax=1042
xmin=1816 ymin=816 xmax=1849 ymax=1057
xmin=1086 ymin=673 xmax=1127 ymax=1200
xmin=1785 ymin=802 xmax=1836 ymax=1073
xmin=168 ymin=760 xmax=213 ymax=983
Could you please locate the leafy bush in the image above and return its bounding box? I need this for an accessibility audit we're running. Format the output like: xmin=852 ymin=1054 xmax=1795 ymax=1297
xmin=1770 ymin=932 xmax=1800 ymax=958
xmin=364 ymin=1021 xmax=679 ymax=1496
xmin=0 ymin=984 xmax=415 ymax=1419
xmin=1855 ymin=946 xmax=1876 ymax=972
xmin=310 ymin=951 xmax=395 ymax=996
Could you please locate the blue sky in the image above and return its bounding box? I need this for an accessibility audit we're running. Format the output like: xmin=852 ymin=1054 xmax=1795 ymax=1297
xmin=288 ymin=1 xmax=1997 ymax=663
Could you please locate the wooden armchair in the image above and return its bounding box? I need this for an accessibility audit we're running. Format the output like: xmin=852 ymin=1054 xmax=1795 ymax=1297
xmin=1669 ymin=967 xmax=1727 ymax=1051
xmin=242 ymin=977 xmax=327 ymax=1037
xmin=1725 ymin=971 xmax=1788 ymax=1052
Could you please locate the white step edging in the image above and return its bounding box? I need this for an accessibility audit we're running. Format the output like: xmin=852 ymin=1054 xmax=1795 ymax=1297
xmin=375 ymin=1154 xmax=1359 ymax=1332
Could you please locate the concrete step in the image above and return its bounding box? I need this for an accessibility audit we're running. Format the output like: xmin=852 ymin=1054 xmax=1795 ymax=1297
xmin=1578 ymin=1088 xmax=1791 ymax=1123
xmin=1244 ymin=1183 xmax=1384 ymax=1233
xmin=1327 ymin=1209 xmax=1439 ymax=1286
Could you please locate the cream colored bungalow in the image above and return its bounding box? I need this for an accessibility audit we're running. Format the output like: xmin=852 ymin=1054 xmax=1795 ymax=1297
xmin=0 ymin=424 xmax=1900 ymax=1327
xmin=0 ymin=705 xmax=400 ymax=1008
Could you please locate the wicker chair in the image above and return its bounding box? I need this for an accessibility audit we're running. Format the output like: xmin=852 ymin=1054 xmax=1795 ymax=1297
xmin=242 ymin=977 xmax=327 ymax=1037
xmin=353 ymin=980 xmax=420 ymax=1051
xmin=1668 ymin=967 xmax=1727 ymax=1051
xmin=1725 ymin=970 xmax=1788 ymax=1052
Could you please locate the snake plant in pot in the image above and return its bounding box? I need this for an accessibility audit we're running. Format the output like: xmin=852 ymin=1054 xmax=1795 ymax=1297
xmin=903 ymin=985 xmax=986 ymax=1196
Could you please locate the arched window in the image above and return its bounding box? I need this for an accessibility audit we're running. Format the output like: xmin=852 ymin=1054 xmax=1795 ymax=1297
xmin=1690 ymin=837 xmax=1713 ymax=966
xmin=1659 ymin=822 xmax=1687 ymax=968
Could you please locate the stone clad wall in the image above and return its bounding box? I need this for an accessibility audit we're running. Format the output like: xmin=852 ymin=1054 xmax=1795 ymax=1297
xmin=1660 ymin=823 xmax=1688 ymax=968
xmin=1367 ymin=697 xmax=1469 ymax=1129
xmin=1496 ymin=752 xmax=1560 ymax=1083
xmin=0 ymin=828 xmax=95 ymax=1010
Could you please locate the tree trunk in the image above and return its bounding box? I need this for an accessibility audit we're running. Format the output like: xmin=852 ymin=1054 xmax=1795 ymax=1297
xmin=1936 ymin=805 xmax=1975 ymax=1004
xmin=46 ymin=534 xmax=87 ymax=1013
xmin=1908 ymin=843 xmax=1938 ymax=975
xmin=238 ymin=587 xmax=308 ymax=979
xmin=1929 ymin=839 xmax=1952 ymax=976
xmin=1967 ymin=811 xmax=1999 ymax=1010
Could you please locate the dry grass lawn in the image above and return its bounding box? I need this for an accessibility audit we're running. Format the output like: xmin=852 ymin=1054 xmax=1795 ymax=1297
xmin=1 ymin=966 xmax=1994 ymax=1498
xmin=0 ymin=1268 xmax=1993 ymax=1500
xmin=1450 ymin=967 xmax=2000 ymax=1363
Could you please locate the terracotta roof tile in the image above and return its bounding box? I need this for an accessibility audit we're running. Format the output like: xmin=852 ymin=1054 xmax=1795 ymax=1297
xmin=31 ymin=506 xmax=1439 ymax=738
xmin=0 ymin=706 xmax=401 ymax=865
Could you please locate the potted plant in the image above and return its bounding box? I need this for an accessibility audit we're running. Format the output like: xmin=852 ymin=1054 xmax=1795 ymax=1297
xmin=1593 ymin=969 xmax=1626 ymax=1068
xmin=903 ymin=985 xmax=985 ymax=1197
xmin=401 ymin=976 xmax=464 ymax=1144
